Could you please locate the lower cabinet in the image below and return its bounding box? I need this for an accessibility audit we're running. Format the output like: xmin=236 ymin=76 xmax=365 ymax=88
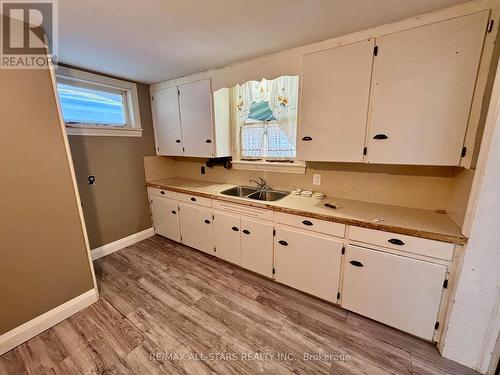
xmin=213 ymin=211 xmax=241 ymax=265
xmin=342 ymin=245 xmax=447 ymax=340
xmin=150 ymin=195 xmax=180 ymax=242
xmin=241 ymin=218 xmax=274 ymax=278
xmin=274 ymin=226 xmax=343 ymax=302
xmin=178 ymin=202 xmax=214 ymax=254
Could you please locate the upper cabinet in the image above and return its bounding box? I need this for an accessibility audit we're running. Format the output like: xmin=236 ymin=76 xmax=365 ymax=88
xmin=297 ymin=39 xmax=374 ymax=162
xmin=366 ymin=11 xmax=489 ymax=165
xmin=151 ymin=78 xmax=230 ymax=158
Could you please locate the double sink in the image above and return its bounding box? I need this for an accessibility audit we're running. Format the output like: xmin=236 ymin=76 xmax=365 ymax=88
xmin=220 ymin=186 xmax=289 ymax=202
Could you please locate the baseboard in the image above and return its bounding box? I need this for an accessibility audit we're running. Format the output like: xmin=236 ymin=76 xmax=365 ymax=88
xmin=0 ymin=288 xmax=98 ymax=355
xmin=91 ymin=227 xmax=155 ymax=261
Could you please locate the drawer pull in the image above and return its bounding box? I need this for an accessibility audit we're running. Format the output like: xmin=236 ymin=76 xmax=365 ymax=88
xmin=242 ymin=230 xmax=250 ymax=235
xmin=388 ymin=238 xmax=405 ymax=246
xmin=278 ymin=240 xmax=288 ymax=246
xmin=176 ymin=139 xmax=181 ymax=143
xmin=301 ymin=136 xmax=313 ymax=141
xmin=373 ymin=134 xmax=388 ymax=140
xmin=302 ymin=220 xmax=313 ymax=226
xmin=205 ymin=139 xmax=212 ymax=143
xmin=204 ymin=219 xmax=211 ymax=224
xmin=232 ymin=226 xmax=239 ymax=232
xmin=171 ymin=210 xmax=176 ymax=215
xmin=160 ymin=191 xmax=165 ymax=195
xmin=190 ymin=197 xmax=197 ymax=202
xmin=350 ymin=260 xmax=364 ymax=267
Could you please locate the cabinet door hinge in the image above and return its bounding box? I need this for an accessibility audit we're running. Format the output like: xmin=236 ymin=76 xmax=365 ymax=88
xmin=272 ymin=267 xmax=275 ymax=275
xmin=182 ymin=147 xmax=185 ymax=152
xmin=443 ymin=279 xmax=448 ymax=289
xmin=212 ymin=214 xmax=215 ymax=220
xmin=341 ymin=246 xmax=345 ymax=255
xmin=337 ymin=292 xmax=341 ymax=300
xmin=177 ymin=89 xmax=180 ymax=96
xmin=273 ymin=229 xmax=276 ymax=236
xmin=435 ymin=321 xmax=440 ymax=330
xmin=363 ymin=147 xmax=367 ymax=156
xmin=487 ymin=19 xmax=494 ymax=33
xmin=373 ymin=45 xmax=378 ymax=56
xmin=461 ymin=146 xmax=467 ymax=158
xmin=151 ymin=96 xmax=154 ymax=101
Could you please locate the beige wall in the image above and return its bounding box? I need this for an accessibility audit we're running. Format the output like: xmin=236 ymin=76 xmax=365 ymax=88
xmin=0 ymin=67 xmax=95 ymax=335
xmin=67 ymin=79 xmax=156 ymax=249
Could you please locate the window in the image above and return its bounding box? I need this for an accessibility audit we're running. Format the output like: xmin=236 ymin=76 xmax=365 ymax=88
xmin=234 ymin=76 xmax=299 ymax=164
xmin=55 ymin=67 xmax=142 ymax=137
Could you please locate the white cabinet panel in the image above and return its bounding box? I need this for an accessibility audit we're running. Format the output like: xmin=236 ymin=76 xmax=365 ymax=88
xmin=241 ymin=218 xmax=274 ymax=278
xmin=342 ymin=245 xmax=447 ymax=340
xmin=178 ymin=202 xmax=214 ymax=255
xmin=150 ymin=196 xmax=180 ymax=242
xmin=367 ymin=11 xmax=489 ymax=165
xmin=178 ymin=79 xmax=214 ymax=157
xmin=151 ymin=86 xmax=183 ymax=156
xmin=213 ymin=211 xmax=241 ymax=265
xmin=274 ymin=226 xmax=343 ymax=302
xmin=297 ymin=39 xmax=374 ymax=162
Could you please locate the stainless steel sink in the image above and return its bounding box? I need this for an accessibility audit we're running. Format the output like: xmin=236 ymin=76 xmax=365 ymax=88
xmin=220 ymin=186 xmax=259 ymax=197
xmin=247 ymin=190 xmax=289 ymax=201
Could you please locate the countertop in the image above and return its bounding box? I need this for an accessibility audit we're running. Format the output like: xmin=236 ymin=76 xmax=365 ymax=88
xmin=147 ymin=177 xmax=467 ymax=245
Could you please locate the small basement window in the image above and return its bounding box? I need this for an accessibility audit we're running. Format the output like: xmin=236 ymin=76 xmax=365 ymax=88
xmin=55 ymin=67 xmax=142 ymax=137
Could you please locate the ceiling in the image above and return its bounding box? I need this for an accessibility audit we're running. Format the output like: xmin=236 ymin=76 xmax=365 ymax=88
xmin=58 ymin=0 xmax=470 ymax=83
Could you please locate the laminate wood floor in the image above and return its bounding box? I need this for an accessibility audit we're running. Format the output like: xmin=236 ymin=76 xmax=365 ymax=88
xmin=0 ymin=236 xmax=479 ymax=375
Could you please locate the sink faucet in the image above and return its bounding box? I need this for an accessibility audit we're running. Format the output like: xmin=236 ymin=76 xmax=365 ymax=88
xmin=249 ymin=177 xmax=271 ymax=198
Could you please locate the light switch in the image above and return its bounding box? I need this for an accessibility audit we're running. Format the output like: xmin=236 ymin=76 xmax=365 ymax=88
xmin=313 ymin=174 xmax=321 ymax=185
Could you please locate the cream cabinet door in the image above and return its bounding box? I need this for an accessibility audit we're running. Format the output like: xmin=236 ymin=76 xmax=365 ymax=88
xmin=151 ymin=86 xmax=184 ymax=156
xmin=241 ymin=218 xmax=274 ymax=278
xmin=367 ymin=11 xmax=489 ymax=165
xmin=150 ymin=196 xmax=180 ymax=242
xmin=342 ymin=245 xmax=447 ymax=340
xmin=178 ymin=202 xmax=214 ymax=254
xmin=178 ymin=79 xmax=215 ymax=158
xmin=274 ymin=226 xmax=343 ymax=302
xmin=297 ymin=39 xmax=374 ymax=162
xmin=213 ymin=211 xmax=241 ymax=265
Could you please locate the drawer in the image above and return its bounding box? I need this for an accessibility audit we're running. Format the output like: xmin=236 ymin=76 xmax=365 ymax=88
xmin=275 ymin=212 xmax=345 ymax=238
xmin=177 ymin=192 xmax=212 ymax=208
xmin=148 ymin=187 xmax=177 ymax=200
xmin=348 ymin=226 xmax=454 ymax=261
xmin=213 ymin=200 xmax=274 ymax=221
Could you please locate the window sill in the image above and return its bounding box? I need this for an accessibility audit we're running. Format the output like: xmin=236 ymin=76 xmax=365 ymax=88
xmin=231 ymin=160 xmax=306 ymax=174
xmin=65 ymin=126 xmax=143 ymax=137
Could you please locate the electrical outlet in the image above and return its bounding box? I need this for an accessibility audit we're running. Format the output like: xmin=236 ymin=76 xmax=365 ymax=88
xmin=313 ymin=174 xmax=321 ymax=186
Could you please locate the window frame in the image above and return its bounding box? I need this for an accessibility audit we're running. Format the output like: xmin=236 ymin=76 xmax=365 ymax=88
xmin=55 ymin=66 xmax=143 ymax=137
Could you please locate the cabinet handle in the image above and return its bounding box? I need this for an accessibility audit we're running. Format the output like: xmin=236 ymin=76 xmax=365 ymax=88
xmin=388 ymin=238 xmax=405 ymax=246
xmin=278 ymin=240 xmax=288 ymax=246
xmin=190 ymin=197 xmax=197 ymax=202
xmin=350 ymin=260 xmax=364 ymax=267
xmin=301 ymin=136 xmax=313 ymax=141
xmin=242 ymin=230 xmax=250 ymax=235
xmin=302 ymin=220 xmax=313 ymax=226
xmin=205 ymin=139 xmax=212 ymax=143
xmin=171 ymin=210 xmax=176 ymax=215
xmin=373 ymin=134 xmax=388 ymax=140
xmin=232 ymin=226 xmax=239 ymax=231
xmin=176 ymin=139 xmax=181 ymax=143
xmin=204 ymin=219 xmax=211 ymax=224
xmin=160 ymin=191 xmax=165 ymax=195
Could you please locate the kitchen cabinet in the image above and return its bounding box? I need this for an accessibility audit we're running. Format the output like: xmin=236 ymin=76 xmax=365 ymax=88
xmin=366 ymin=11 xmax=489 ymax=165
xmin=151 ymin=78 xmax=230 ymax=158
xmin=241 ymin=217 xmax=274 ymax=278
xmin=274 ymin=226 xmax=343 ymax=302
xmin=178 ymin=202 xmax=214 ymax=254
xmin=150 ymin=195 xmax=180 ymax=242
xmin=151 ymin=86 xmax=183 ymax=156
xmin=213 ymin=211 xmax=241 ymax=265
xmin=342 ymin=245 xmax=447 ymax=340
xmin=298 ymin=39 xmax=374 ymax=162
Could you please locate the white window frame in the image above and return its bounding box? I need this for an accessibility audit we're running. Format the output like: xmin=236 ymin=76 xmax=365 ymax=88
xmin=55 ymin=66 xmax=143 ymax=137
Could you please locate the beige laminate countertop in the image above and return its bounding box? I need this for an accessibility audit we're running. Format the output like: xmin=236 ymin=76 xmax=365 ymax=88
xmin=147 ymin=177 xmax=467 ymax=245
